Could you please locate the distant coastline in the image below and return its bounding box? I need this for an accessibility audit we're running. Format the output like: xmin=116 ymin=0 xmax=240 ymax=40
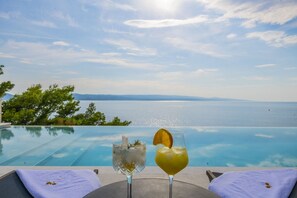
xmin=4 ymin=93 xmax=296 ymax=102
xmin=72 ymin=93 xmax=239 ymax=101
xmin=2 ymin=93 xmax=242 ymax=101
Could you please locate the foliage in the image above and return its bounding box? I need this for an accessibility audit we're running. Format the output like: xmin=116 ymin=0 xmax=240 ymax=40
xmin=73 ymin=102 xmax=106 ymax=125
xmin=2 ymin=84 xmax=77 ymax=125
xmin=104 ymin=116 xmax=132 ymax=126
xmin=2 ymin=84 xmax=131 ymax=126
xmin=0 ymin=65 xmax=14 ymax=98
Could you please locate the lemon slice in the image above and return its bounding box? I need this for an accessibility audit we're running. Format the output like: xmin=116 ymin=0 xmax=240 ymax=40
xmin=153 ymin=128 xmax=173 ymax=148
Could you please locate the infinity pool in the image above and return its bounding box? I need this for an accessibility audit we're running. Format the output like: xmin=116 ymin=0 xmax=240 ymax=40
xmin=0 ymin=126 xmax=296 ymax=167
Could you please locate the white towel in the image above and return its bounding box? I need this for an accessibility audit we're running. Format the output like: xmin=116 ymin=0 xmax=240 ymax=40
xmin=209 ymin=169 xmax=297 ymax=198
xmin=16 ymin=169 xmax=101 ymax=198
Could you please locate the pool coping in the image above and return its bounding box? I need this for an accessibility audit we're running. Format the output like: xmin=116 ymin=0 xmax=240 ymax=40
xmin=0 ymin=123 xmax=11 ymax=129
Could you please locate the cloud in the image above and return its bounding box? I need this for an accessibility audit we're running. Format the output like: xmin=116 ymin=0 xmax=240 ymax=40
xmin=85 ymin=57 xmax=163 ymax=70
xmin=193 ymin=68 xmax=219 ymax=76
xmin=0 ymin=40 xmax=163 ymax=71
xmin=1 ymin=40 xmax=93 ymax=66
xmin=105 ymin=39 xmax=156 ymax=56
xmin=130 ymin=0 xmax=183 ymax=15
xmin=246 ymin=31 xmax=297 ymax=47
xmin=31 ymin=20 xmax=57 ymax=28
xmin=81 ymin=0 xmax=136 ymax=12
xmin=289 ymin=77 xmax=297 ymax=81
xmin=19 ymin=59 xmax=33 ymax=64
xmin=100 ymin=52 xmax=121 ymax=56
xmin=156 ymin=71 xmax=183 ymax=81
xmin=0 ymin=12 xmax=11 ymax=20
xmin=255 ymin=134 xmax=274 ymax=139
xmin=284 ymin=67 xmax=297 ymax=70
xmin=255 ymin=64 xmax=276 ymax=68
xmin=52 ymin=41 xmax=70 ymax=46
xmin=124 ymin=15 xmax=208 ymax=28
xmin=103 ymin=29 xmax=144 ymax=37
xmin=0 ymin=12 xmax=20 ymax=20
xmin=241 ymin=20 xmax=257 ymax=28
xmin=0 ymin=32 xmax=56 ymax=40
xmin=0 ymin=52 xmax=16 ymax=58
xmin=197 ymin=0 xmax=297 ymax=28
xmin=52 ymin=11 xmax=79 ymax=27
xmin=165 ymin=37 xmax=228 ymax=58
xmin=106 ymin=1 xmax=136 ymax=11
xmin=226 ymin=33 xmax=237 ymax=39
xmin=54 ymin=69 xmax=79 ymax=75
xmin=244 ymin=76 xmax=271 ymax=81
xmin=156 ymin=68 xmax=218 ymax=81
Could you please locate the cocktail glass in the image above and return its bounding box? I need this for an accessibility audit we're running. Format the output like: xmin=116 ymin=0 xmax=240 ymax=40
xmin=113 ymin=139 xmax=146 ymax=198
xmin=155 ymin=133 xmax=189 ymax=198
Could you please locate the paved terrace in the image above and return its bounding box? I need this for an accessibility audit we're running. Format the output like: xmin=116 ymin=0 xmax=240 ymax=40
xmin=0 ymin=166 xmax=286 ymax=189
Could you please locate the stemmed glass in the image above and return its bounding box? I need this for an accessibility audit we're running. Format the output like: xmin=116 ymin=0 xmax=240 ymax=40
xmin=112 ymin=138 xmax=146 ymax=198
xmin=155 ymin=133 xmax=189 ymax=198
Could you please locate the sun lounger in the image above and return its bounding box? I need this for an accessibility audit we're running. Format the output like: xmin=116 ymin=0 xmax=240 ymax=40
xmin=0 ymin=169 xmax=100 ymax=198
xmin=206 ymin=170 xmax=297 ymax=198
xmin=0 ymin=170 xmax=32 ymax=198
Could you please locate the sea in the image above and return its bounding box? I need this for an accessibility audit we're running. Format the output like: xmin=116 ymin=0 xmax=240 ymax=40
xmin=78 ymin=100 xmax=297 ymax=127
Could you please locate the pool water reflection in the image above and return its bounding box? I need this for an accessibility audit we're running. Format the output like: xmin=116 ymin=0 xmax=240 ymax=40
xmin=0 ymin=126 xmax=296 ymax=167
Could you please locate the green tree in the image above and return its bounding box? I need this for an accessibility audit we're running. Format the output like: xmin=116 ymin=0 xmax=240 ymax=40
xmin=82 ymin=102 xmax=106 ymax=125
xmin=2 ymin=85 xmax=42 ymax=124
xmin=35 ymin=84 xmax=79 ymax=124
xmin=104 ymin=116 xmax=132 ymax=126
xmin=2 ymin=84 xmax=80 ymax=125
xmin=71 ymin=103 xmax=105 ymax=125
xmin=3 ymin=84 xmax=131 ymax=126
xmin=0 ymin=65 xmax=14 ymax=98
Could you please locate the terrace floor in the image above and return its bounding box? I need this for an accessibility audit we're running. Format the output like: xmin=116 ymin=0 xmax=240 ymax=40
xmin=0 ymin=166 xmax=288 ymax=189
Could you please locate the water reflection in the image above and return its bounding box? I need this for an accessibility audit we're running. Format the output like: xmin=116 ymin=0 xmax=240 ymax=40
xmin=45 ymin=126 xmax=74 ymax=135
xmin=0 ymin=128 xmax=14 ymax=155
xmin=24 ymin=126 xmax=74 ymax=137
xmin=25 ymin=127 xmax=42 ymax=137
xmin=0 ymin=126 xmax=74 ymax=157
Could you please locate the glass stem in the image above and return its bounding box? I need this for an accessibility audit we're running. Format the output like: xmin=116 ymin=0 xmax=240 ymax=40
xmin=127 ymin=175 xmax=132 ymax=198
xmin=169 ymin=175 xmax=174 ymax=198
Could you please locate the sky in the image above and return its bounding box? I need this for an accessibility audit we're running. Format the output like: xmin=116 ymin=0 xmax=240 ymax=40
xmin=0 ymin=0 xmax=297 ymax=101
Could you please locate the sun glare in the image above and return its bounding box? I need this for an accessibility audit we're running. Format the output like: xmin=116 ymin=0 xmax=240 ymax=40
xmin=133 ymin=0 xmax=182 ymax=15
xmin=151 ymin=0 xmax=181 ymax=14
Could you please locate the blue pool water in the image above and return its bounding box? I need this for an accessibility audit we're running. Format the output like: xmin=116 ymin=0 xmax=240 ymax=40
xmin=0 ymin=126 xmax=296 ymax=167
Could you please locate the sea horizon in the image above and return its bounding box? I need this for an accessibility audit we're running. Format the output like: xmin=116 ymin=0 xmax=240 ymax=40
xmin=78 ymin=100 xmax=297 ymax=127
xmin=4 ymin=93 xmax=297 ymax=103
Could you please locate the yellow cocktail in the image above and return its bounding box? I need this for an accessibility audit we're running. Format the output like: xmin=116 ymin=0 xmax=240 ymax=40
xmin=155 ymin=146 xmax=188 ymax=175
xmin=153 ymin=129 xmax=189 ymax=198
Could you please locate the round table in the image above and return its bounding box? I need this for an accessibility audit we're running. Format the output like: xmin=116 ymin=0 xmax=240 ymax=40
xmin=84 ymin=178 xmax=219 ymax=198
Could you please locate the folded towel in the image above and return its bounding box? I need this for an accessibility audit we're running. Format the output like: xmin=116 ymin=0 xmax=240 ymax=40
xmin=16 ymin=169 xmax=101 ymax=198
xmin=209 ymin=169 xmax=297 ymax=198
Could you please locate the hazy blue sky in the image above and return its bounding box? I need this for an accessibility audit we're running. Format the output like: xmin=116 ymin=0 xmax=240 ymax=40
xmin=0 ymin=0 xmax=297 ymax=101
